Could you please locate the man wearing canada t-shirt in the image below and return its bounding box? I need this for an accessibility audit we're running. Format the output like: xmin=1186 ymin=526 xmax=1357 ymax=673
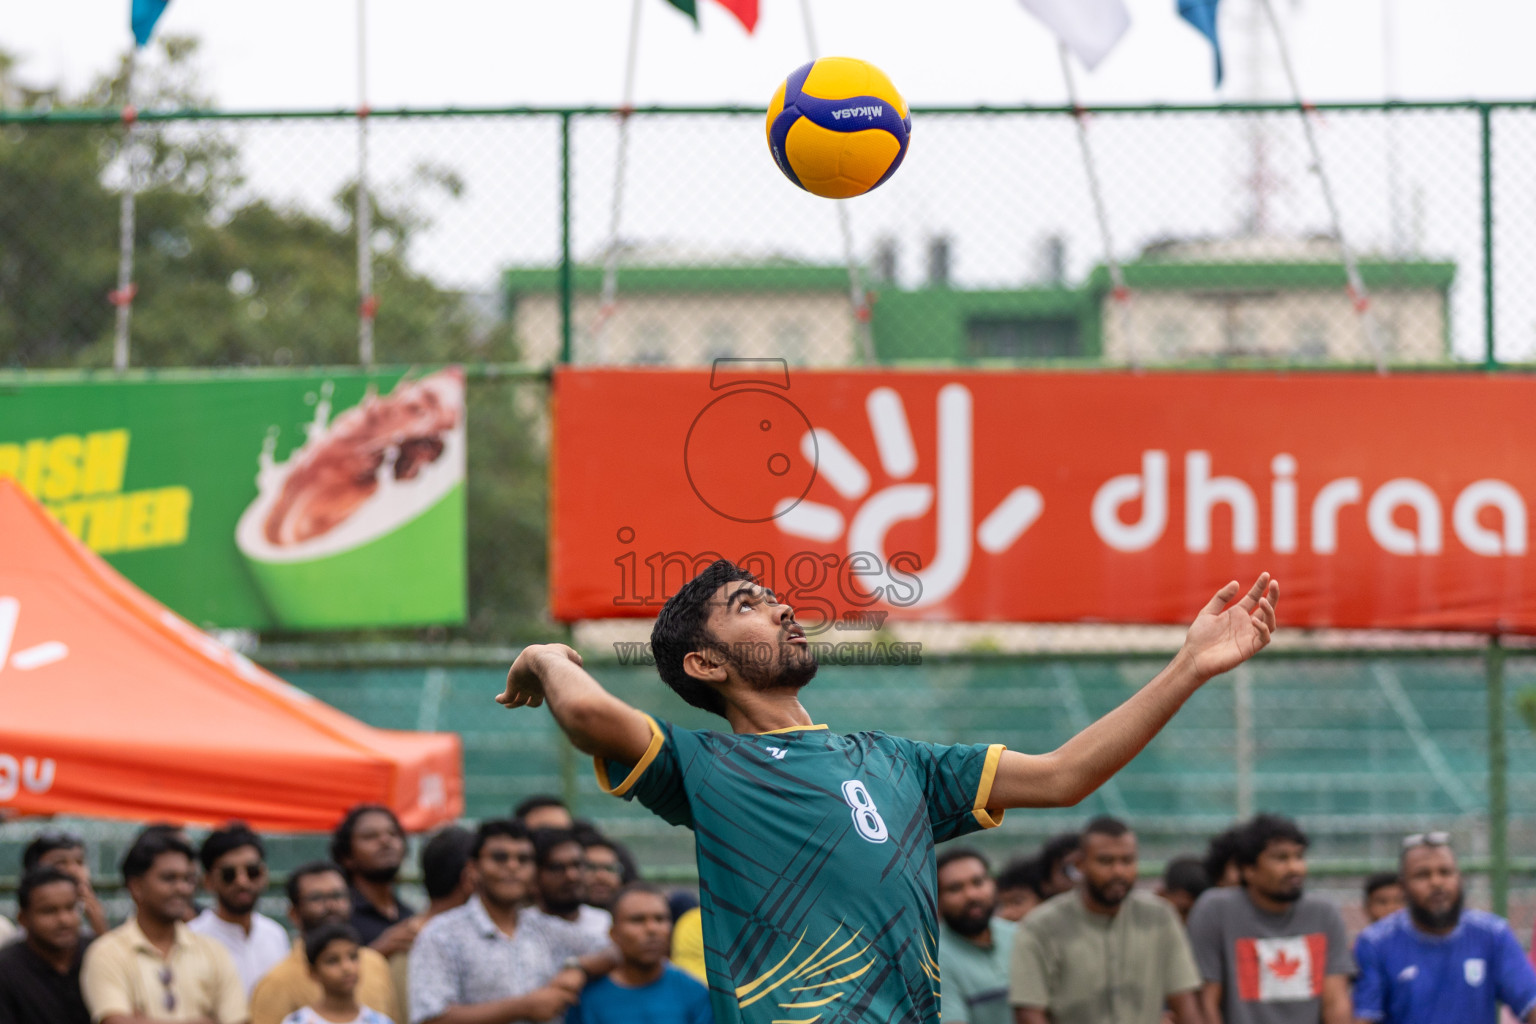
xmin=1187 ymin=814 xmax=1352 ymax=1024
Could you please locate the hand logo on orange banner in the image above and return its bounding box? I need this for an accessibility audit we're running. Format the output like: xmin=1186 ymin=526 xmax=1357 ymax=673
xmin=554 ymin=365 xmax=1536 ymax=633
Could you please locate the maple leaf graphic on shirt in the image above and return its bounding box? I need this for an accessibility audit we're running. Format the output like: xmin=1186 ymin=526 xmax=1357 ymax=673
xmin=1267 ymin=949 xmax=1303 ymax=980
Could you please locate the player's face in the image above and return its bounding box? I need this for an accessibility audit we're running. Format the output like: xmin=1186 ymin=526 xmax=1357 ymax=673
xmin=476 ymin=836 xmax=536 ymax=910
xmin=1243 ymin=839 xmax=1306 ymax=903
xmin=707 ymin=581 xmax=817 ymax=691
xmin=1402 ymin=846 xmax=1461 ymax=930
xmin=937 ymin=856 xmax=996 ymax=937
xmin=1080 ymin=832 xmax=1138 ymax=909
xmin=1365 ymin=882 xmax=1405 ymax=923
xmin=610 ymin=891 xmax=672 ymax=969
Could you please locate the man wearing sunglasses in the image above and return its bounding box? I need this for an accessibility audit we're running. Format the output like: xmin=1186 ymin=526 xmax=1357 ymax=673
xmin=410 ymin=819 xmax=619 ymax=1024
xmin=1352 ymin=833 xmax=1536 ymax=1024
xmin=188 ymin=825 xmax=290 ymax=997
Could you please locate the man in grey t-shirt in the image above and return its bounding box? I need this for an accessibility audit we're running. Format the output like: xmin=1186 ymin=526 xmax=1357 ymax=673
xmin=1186 ymin=814 xmax=1352 ymax=1024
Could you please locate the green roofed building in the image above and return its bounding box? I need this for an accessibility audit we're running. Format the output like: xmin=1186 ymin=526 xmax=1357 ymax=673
xmin=503 ymin=238 xmax=1457 ymax=367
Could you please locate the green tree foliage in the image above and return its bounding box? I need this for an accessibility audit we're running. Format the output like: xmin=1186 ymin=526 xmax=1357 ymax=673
xmin=0 ymin=41 xmax=561 ymax=644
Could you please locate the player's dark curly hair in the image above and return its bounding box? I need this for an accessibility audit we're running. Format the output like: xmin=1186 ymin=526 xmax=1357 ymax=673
xmin=651 ymin=559 xmax=758 ymax=718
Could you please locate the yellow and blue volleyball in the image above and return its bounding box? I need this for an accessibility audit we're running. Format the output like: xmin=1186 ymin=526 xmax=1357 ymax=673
xmin=766 ymin=57 xmax=911 ymax=199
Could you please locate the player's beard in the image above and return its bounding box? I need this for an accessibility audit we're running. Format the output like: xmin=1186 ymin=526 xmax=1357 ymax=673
xmin=1409 ymin=887 xmax=1463 ymax=931
xmin=730 ymin=639 xmax=818 ymax=692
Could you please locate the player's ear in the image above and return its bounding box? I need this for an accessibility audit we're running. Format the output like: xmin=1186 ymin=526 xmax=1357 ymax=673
xmin=682 ymin=647 xmax=728 ymax=684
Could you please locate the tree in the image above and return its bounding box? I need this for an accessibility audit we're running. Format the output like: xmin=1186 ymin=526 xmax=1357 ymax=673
xmin=0 ymin=40 xmax=561 ymax=644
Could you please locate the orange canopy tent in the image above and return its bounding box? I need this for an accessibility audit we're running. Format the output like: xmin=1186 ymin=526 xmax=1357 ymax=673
xmin=0 ymin=480 xmax=462 ymax=832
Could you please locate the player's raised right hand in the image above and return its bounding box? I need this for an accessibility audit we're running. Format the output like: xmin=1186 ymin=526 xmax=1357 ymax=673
xmin=498 ymin=643 xmax=583 ymax=710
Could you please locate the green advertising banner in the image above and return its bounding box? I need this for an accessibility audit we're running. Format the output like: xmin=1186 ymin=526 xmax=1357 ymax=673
xmin=0 ymin=368 xmax=467 ymax=630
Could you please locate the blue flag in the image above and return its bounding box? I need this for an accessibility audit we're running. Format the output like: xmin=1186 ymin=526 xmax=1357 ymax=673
xmin=1178 ymin=0 xmax=1223 ymax=86
xmin=131 ymin=0 xmax=170 ymax=48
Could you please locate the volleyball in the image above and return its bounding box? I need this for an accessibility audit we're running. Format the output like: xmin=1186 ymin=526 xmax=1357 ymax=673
xmin=766 ymin=57 xmax=911 ymax=199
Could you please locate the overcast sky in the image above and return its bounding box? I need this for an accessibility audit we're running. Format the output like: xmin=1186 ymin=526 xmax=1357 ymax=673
xmin=3 ymin=0 xmax=1534 ymax=110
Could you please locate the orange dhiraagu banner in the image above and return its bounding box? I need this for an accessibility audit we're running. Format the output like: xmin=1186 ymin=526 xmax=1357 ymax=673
xmin=552 ymin=367 xmax=1536 ymax=633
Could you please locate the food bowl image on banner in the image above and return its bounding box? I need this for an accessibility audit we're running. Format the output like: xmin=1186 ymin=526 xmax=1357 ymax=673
xmin=234 ymin=367 xmax=467 ymax=629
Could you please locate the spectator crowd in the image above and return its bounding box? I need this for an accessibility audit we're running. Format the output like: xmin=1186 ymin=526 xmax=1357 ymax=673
xmin=0 ymin=802 xmax=1532 ymax=1024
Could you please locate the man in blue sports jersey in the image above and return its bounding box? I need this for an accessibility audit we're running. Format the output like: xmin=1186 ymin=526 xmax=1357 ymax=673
xmin=499 ymin=560 xmax=1279 ymax=1024
xmin=1352 ymin=833 xmax=1536 ymax=1024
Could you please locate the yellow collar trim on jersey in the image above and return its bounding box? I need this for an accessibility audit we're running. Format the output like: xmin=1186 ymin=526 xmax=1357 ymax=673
xmin=757 ymin=724 xmax=829 ymax=735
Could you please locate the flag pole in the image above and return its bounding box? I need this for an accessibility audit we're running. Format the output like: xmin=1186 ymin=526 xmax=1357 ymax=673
xmin=1256 ymin=0 xmax=1385 ymax=372
xmin=1057 ymin=42 xmax=1135 ymax=367
xmin=593 ymin=0 xmax=645 ymax=360
xmin=356 ymin=0 xmax=376 ymax=367
xmin=111 ymin=47 xmax=139 ymax=373
xmin=798 ymin=0 xmax=876 ymax=365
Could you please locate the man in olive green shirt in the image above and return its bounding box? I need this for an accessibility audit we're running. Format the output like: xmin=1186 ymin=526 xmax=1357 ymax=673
xmin=1010 ymin=817 xmax=1205 ymax=1024
xmin=937 ymin=848 xmax=1015 ymax=1024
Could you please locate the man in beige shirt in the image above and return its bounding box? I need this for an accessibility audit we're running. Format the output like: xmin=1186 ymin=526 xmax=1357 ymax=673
xmin=248 ymin=861 xmax=399 ymax=1024
xmin=1010 ymin=817 xmax=1205 ymax=1024
xmin=80 ymin=830 xmax=247 ymax=1023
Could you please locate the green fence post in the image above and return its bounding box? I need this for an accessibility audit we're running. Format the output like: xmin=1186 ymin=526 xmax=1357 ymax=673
xmin=1489 ymin=633 xmax=1509 ymax=917
xmin=559 ymin=111 xmax=574 ymax=366
xmin=1481 ymin=103 xmax=1496 ymax=370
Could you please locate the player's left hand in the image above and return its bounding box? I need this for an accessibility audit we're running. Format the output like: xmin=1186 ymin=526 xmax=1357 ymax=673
xmin=1181 ymin=573 xmax=1279 ymax=682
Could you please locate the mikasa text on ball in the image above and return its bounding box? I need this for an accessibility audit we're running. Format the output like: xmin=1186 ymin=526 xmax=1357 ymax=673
xmin=766 ymin=57 xmax=911 ymax=199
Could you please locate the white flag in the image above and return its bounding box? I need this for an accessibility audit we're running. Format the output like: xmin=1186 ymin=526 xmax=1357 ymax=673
xmin=1016 ymin=0 xmax=1131 ymax=70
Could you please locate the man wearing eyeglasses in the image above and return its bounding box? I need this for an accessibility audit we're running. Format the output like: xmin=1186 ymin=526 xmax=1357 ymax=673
xmin=248 ymin=862 xmax=399 ymax=1024
xmin=526 ymin=829 xmax=615 ymax=952
xmin=80 ymin=830 xmax=247 ymax=1023
xmin=409 ymin=819 xmax=619 ymax=1024
xmin=188 ymin=826 xmax=289 ymax=998
xmin=1352 ymin=833 xmax=1536 ymax=1024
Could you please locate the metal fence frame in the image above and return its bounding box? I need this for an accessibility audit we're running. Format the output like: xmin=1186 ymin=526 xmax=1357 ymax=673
xmin=4 ymin=98 xmax=1532 ymax=369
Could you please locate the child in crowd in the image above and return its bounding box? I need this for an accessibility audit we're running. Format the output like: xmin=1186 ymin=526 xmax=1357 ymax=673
xmin=283 ymin=922 xmax=394 ymax=1024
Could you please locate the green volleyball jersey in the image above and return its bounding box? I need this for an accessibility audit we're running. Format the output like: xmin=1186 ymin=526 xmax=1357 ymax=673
xmin=597 ymin=715 xmax=1006 ymax=1024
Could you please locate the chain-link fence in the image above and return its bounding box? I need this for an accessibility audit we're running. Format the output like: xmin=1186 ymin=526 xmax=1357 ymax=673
xmin=5 ymin=101 xmax=1536 ymax=371
xmin=6 ymin=645 xmax=1533 ymax=930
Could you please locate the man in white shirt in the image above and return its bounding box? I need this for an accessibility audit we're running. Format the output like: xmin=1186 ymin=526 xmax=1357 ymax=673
xmin=189 ymin=825 xmax=290 ymax=996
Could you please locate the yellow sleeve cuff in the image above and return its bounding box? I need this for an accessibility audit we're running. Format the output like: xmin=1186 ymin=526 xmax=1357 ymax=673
xmin=971 ymin=743 xmax=1006 ymax=829
xmin=593 ymin=713 xmax=666 ymax=797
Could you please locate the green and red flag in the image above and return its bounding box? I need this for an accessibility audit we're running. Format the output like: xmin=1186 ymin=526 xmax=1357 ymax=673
xmin=665 ymin=0 xmax=758 ymax=33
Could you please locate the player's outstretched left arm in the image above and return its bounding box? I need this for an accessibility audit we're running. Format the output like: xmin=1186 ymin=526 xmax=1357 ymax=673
xmin=989 ymin=574 xmax=1279 ymax=809
xmin=497 ymin=643 xmax=655 ymax=766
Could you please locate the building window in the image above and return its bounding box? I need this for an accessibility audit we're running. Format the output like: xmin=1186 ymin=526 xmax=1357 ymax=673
xmin=964 ymin=316 xmax=1079 ymax=359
